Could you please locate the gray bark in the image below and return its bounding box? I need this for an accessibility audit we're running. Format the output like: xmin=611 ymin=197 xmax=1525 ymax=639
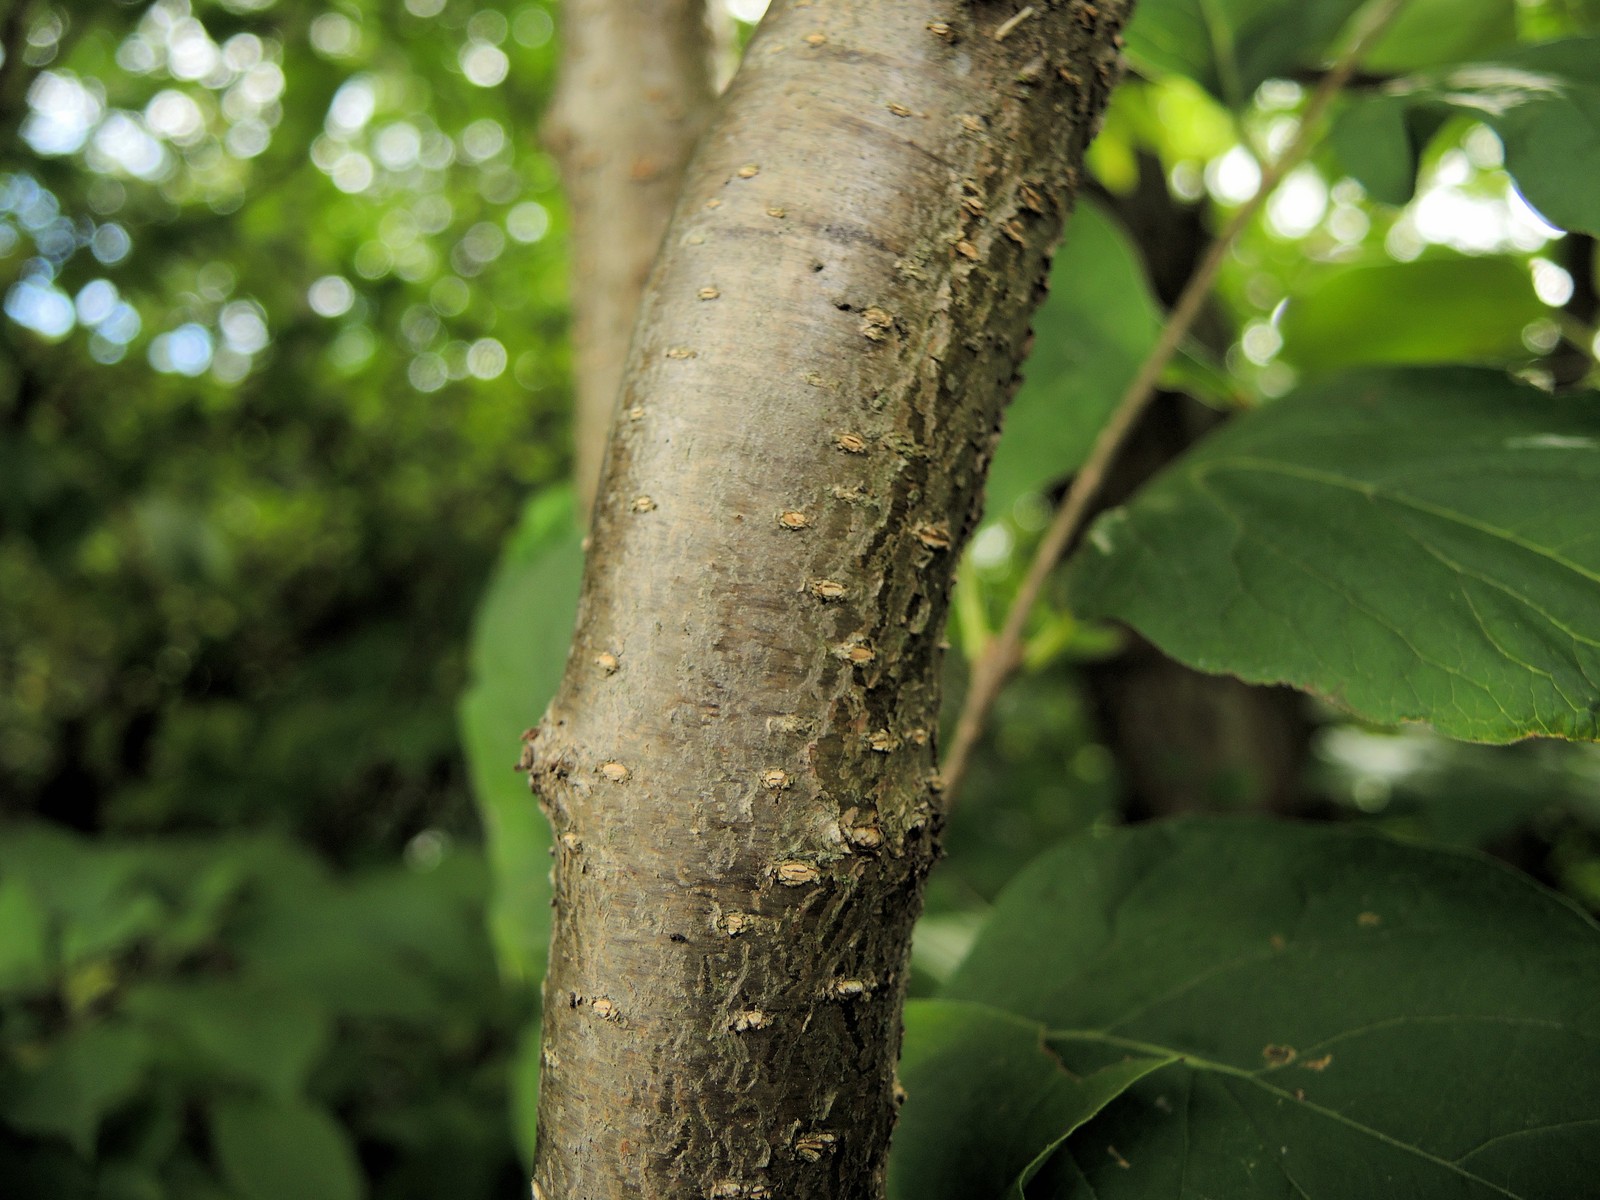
xmin=527 ymin=2 xmax=1131 ymax=1196
xmin=544 ymin=0 xmax=718 ymax=518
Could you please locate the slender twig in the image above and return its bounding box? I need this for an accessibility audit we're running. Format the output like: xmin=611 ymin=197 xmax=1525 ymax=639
xmin=938 ymin=0 xmax=1412 ymax=805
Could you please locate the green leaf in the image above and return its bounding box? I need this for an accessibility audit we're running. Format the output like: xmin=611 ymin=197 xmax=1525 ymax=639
xmin=209 ymin=1098 xmax=364 ymax=1200
xmin=1278 ymin=253 xmax=1547 ymax=373
xmin=1127 ymin=0 xmax=1521 ymax=110
xmin=122 ymin=981 xmax=331 ymax=1099
xmin=1124 ymin=0 xmax=1364 ymax=108
xmin=0 ymin=875 xmax=50 ymax=991
xmin=1470 ymin=38 xmax=1600 ymax=234
xmin=986 ymin=203 xmax=1161 ymax=521
xmin=60 ymin=891 xmax=166 ymax=969
xmin=458 ymin=485 xmax=584 ymax=980
xmin=1327 ymin=93 xmax=1422 ymax=207
xmin=93 ymin=1164 xmax=167 ymax=1200
xmin=943 ymin=819 xmax=1600 ymax=1199
xmin=231 ymin=854 xmax=494 ymax=1020
xmin=1361 ymin=0 xmax=1517 ymax=73
xmin=508 ymin=1020 xmax=542 ymax=1166
xmin=0 ymin=825 xmax=166 ymax=970
xmin=888 ymin=1000 xmax=1169 ymax=1200
xmin=2 ymin=1021 xmax=150 ymax=1154
xmin=1069 ymin=368 xmax=1600 ymax=743
xmin=1516 ymin=0 xmax=1600 ymax=39
xmin=1369 ymin=39 xmax=1600 ymax=232
xmin=1319 ymin=731 xmax=1600 ymax=849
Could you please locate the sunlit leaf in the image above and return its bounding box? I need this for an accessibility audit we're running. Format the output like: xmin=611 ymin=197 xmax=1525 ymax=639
xmin=1278 ymin=253 xmax=1546 ymax=373
xmin=1334 ymin=37 xmax=1600 ymax=231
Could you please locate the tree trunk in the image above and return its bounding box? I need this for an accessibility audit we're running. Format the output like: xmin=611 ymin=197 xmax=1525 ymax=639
xmin=527 ymin=3 xmax=1130 ymax=1197
xmin=544 ymin=0 xmax=718 ymax=518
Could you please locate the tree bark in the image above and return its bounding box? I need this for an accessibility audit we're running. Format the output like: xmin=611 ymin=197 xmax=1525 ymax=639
xmin=544 ymin=0 xmax=719 ymax=519
xmin=527 ymin=3 xmax=1130 ymax=1197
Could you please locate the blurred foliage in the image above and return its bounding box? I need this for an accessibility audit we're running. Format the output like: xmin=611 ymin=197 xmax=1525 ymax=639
xmin=0 ymin=826 xmax=527 ymax=1198
xmin=458 ymin=485 xmax=578 ymax=980
xmin=2 ymin=0 xmax=570 ymax=1193
xmin=982 ymin=202 xmax=1162 ymax=521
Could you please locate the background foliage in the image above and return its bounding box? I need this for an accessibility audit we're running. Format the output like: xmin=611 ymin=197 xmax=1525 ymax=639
xmin=3 ymin=0 xmax=1599 ymax=1197
xmin=2 ymin=0 xmax=567 ymax=1193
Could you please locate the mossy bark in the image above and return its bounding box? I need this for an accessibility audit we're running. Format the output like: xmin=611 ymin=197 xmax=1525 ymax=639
xmin=528 ymin=3 xmax=1131 ymax=1196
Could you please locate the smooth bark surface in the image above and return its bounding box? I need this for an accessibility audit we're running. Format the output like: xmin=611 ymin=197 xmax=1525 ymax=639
xmin=527 ymin=3 xmax=1130 ymax=1196
xmin=544 ymin=0 xmax=717 ymax=518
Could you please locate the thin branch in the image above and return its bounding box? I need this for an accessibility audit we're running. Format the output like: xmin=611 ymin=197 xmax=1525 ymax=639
xmin=938 ymin=0 xmax=1413 ymax=805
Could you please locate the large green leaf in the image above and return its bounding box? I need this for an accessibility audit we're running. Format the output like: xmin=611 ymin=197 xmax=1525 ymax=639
xmin=228 ymin=846 xmax=494 ymax=1020
xmin=458 ymin=485 xmax=584 ymax=980
xmin=508 ymin=1022 xmax=544 ymax=1166
xmin=1278 ymin=253 xmax=1547 ymax=373
xmin=1069 ymin=368 xmax=1600 ymax=743
xmin=209 ymin=1098 xmax=364 ymax=1200
xmin=889 ymin=1000 xmax=1169 ymax=1200
xmin=941 ymin=819 xmax=1600 ymax=1198
xmin=986 ymin=204 xmax=1161 ymax=521
xmin=0 ymin=825 xmax=166 ymax=970
xmin=457 ymin=488 xmax=583 ymax=1159
xmin=1334 ymin=38 xmax=1600 ymax=232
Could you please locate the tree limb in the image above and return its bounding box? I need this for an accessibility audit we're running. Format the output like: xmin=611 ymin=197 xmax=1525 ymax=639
xmin=526 ymin=2 xmax=1130 ymax=1195
xmin=545 ymin=0 xmax=720 ymax=520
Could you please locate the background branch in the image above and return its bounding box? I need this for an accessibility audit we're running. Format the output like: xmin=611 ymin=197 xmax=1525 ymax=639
xmin=544 ymin=0 xmax=720 ymax=521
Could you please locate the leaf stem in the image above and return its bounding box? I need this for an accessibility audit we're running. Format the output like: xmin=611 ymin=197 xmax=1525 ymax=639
xmin=937 ymin=0 xmax=1412 ymax=805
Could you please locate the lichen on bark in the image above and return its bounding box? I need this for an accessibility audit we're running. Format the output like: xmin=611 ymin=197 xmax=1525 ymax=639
xmin=528 ymin=3 xmax=1131 ymax=1196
